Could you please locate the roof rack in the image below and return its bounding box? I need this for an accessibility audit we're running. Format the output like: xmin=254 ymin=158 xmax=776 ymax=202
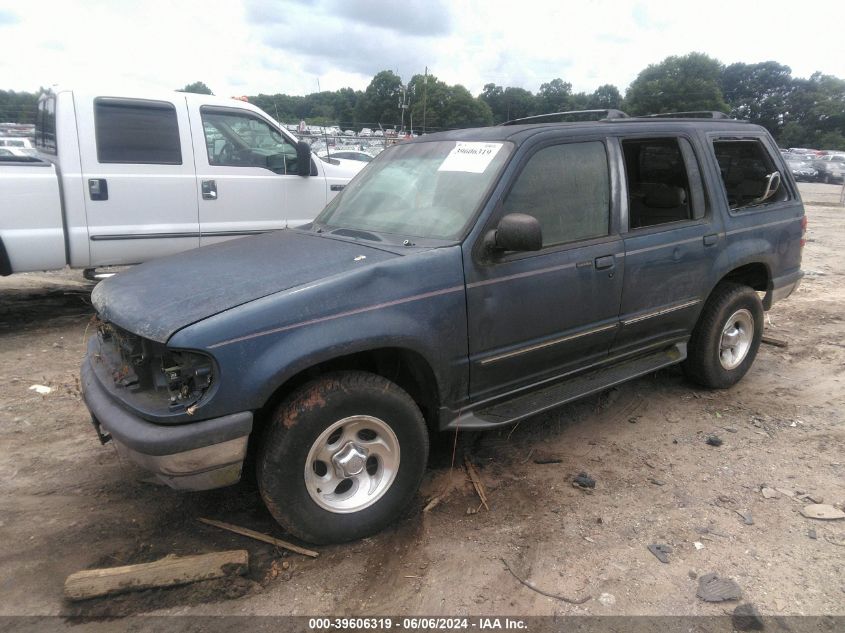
xmin=501 ymin=109 xmax=630 ymax=126
xmin=643 ymin=111 xmax=732 ymax=119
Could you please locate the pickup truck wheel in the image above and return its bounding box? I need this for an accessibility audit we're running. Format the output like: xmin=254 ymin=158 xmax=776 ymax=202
xmin=683 ymin=282 xmax=763 ymax=389
xmin=257 ymin=371 xmax=429 ymax=544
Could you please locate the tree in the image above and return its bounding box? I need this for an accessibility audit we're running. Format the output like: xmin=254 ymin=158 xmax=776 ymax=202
xmin=178 ymin=81 xmax=213 ymax=95
xmin=535 ymin=78 xmax=572 ymax=114
xmin=720 ymin=62 xmax=793 ymax=135
xmin=0 ymin=89 xmax=38 ymax=123
xmin=588 ymin=84 xmax=623 ymax=110
xmin=408 ymin=75 xmax=492 ymax=131
xmin=355 ymin=70 xmax=404 ymax=128
xmin=625 ymin=53 xmax=728 ymax=115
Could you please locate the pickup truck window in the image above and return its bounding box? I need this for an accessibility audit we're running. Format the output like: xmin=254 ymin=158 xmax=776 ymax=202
xmin=201 ymin=107 xmax=298 ymax=174
xmin=316 ymin=140 xmax=513 ymax=241
xmin=713 ymin=139 xmax=789 ymax=210
xmin=35 ymin=93 xmax=57 ymax=154
xmin=94 ymin=98 xmax=182 ymax=165
xmin=623 ymin=138 xmax=702 ymax=228
xmin=502 ymin=141 xmax=610 ymax=247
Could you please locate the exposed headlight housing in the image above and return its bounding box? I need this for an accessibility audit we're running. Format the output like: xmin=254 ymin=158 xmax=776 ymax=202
xmin=96 ymin=321 xmax=215 ymax=415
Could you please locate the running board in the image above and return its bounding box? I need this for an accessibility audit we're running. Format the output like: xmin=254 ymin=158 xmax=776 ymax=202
xmin=449 ymin=343 xmax=685 ymax=430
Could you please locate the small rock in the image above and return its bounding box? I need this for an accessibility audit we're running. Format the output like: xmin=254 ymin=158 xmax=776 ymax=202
xmin=706 ymin=435 xmax=723 ymax=447
xmin=584 ymin=536 xmax=596 ymax=543
xmin=598 ymin=592 xmax=616 ymax=606
xmin=281 ymin=560 xmax=290 ymax=570
xmin=28 ymin=384 xmax=52 ymax=395
xmin=725 ymin=427 xmax=738 ymax=433
xmin=732 ymin=603 xmax=764 ymax=631
xmin=736 ymin=510 xmax=754 ymax=525
xmin=688 ymin=570 xmax=698 ymax=580
xmin=697 ymin=572 xmax=742 ymax=602
xmin=775 ymin=487 xmax=795 ymax=498
xmin=761 ymin=487 xmax=780 ymax=499
xmin=648 ymin=543 xmax=672 ymax=564
xmin=800 ymin=504 xmax=845 ymax=520
xmin=800 ymin=493 xmax=824 ymax=504
xmin=648 ymin=478 xmax=666 ymax=486
xmin=808 ymin=529 xmax=817 ymax=540
xmin=466 ymin=506 xmax=477 ymax=515
xmin=573 ymin=472 xmax=596 ymax=489
xmin=694 ymin=542 xmax=704 ymax=550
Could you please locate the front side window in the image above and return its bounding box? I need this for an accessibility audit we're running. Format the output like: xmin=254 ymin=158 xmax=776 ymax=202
xmin=502 ymin=141 xmax=610 ymax=247
xmin=201 ymin=108 xmax=297 ymax=173
xmin=94 ymin=98 xmax=181 ymax=164
xmin=713 ymin=139 xmax=788 ymax=210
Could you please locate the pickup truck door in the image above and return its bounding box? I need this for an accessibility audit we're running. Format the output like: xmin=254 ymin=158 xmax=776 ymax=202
xmin=76 ymin=96 xmax=199 ymax=265
xmin=188 ymin=104 xmax=326 ymax=247
xmin=464 ymin=138 xmax=624 ymax=402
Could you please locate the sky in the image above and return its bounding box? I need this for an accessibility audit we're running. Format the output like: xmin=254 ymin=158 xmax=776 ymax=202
xmin=1 ymin=0 xmax=844 ymax=100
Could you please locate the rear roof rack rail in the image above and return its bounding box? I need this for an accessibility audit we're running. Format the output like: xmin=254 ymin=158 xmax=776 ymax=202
xmin=642 ymin=111 xmax=734 ymax=120
xmin=501 ymin=109 xmax=630 ymax=126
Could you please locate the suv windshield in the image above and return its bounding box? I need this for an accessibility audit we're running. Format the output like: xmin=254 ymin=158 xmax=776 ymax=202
xmin=315 ymin=140 xmax=513 ymax=241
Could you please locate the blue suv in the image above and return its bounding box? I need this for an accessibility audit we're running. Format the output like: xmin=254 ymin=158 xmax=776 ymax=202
xmin=82 ymin=112 xmax=805 ymax=543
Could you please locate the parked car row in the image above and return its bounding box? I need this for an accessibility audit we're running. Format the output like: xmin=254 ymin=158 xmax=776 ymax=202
xmin=782 ymin=151 xmax=845 ymax=183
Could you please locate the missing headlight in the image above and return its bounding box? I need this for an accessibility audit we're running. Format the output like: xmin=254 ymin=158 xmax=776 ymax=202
xmin=157 ymin=351 xmax=215 ymax=412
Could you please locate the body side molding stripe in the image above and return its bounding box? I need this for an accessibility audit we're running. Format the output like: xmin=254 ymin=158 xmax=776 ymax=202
xmin=478 ymin=323 xmax=619 ymax=366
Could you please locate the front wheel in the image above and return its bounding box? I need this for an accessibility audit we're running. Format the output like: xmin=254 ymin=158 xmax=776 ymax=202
xmin=683 ymin=283 xmax=764 ymax=389
xmin=257 ymin=371 xmax=429 ymax=544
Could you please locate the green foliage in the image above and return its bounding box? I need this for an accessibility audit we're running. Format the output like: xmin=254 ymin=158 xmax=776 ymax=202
xmin=0 ymin=89 xmax=39 ymax=124
xmin=625 ymin=52 xmax=728 ymax=115
xmin=2 ymin=61 xmax=843 ymax=148
xmin=178 ymin=81 xmax=213 ymax=95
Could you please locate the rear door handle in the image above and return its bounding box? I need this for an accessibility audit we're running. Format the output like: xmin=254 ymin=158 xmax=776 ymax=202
xmin=595 ymin=255 xmax=615 ymax=270
xmin=88 ymin=178 xmax=108 ymax=201
xmin=703 ymin=233 xmax=719 ymax=246
xmin=201 ymin=180 xmax=217 ymax=200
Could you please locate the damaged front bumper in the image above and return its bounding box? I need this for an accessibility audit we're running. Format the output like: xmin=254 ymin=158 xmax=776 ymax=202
xmin=81 ymin=357 xmax=252 ymax=491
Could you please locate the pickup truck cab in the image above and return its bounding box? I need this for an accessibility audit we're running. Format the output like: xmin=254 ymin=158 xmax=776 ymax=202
xmin=0 ymin=89 xmax=363 ymax=275
xmin=82 ymin=112 xmax=804 ymax=544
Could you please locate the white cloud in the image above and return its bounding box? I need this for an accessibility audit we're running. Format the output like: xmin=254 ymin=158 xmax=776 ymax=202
xmin=0 ymin=0 xmax=843 ymax=103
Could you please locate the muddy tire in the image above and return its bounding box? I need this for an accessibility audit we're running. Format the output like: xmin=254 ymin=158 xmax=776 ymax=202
xmin=683 ymin=282 xmax=764 ymax=389
xmin=257 ymin=371 xmax=429 ymax=544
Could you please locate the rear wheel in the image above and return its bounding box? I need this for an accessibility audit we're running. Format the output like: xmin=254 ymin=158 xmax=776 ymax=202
xmin=257 ymin=371 xmax=429 ymax=544
xmin=683 ymin=283 xmax=764 ymax=389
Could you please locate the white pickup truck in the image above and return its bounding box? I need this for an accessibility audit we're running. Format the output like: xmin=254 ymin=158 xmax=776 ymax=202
xmin=0 ymin=88 xmax=364 ymax=276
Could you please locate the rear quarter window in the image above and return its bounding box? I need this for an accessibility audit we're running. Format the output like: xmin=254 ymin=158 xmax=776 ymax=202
xmin=713 ymin=139 xmax=789 ymax=211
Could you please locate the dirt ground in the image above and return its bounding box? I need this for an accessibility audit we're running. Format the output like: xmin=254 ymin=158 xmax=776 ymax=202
xmin=1 ymin=184 xmax=843 ymax=623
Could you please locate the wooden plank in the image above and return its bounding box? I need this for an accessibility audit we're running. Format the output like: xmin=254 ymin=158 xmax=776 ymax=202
xmin=198 ymin=518 xmax=319 ymax=558
xmin=64 ymin=549 xmax=248 ymax=601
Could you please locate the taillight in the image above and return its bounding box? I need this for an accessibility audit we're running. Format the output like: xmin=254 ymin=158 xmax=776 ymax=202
xmin=800 ymin=215 xmax=808 ymax=248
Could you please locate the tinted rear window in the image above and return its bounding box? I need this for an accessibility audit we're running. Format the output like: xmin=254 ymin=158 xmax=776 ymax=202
xmin=94 ymin=98 xmax=182 ymax=164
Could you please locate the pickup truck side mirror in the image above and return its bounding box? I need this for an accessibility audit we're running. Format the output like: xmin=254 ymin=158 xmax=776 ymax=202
xmin=295 ymin=141 xmax=311 ymax=177
xmin=484 ymin=213 xmax=543 ymax=253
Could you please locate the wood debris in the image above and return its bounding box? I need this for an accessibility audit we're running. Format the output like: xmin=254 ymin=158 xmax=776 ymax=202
xmin=198 ymin=518 xmax=319 ymax=558
xmin=64 ymin=550 xmax=248 ymax=601
xmin=464 ymin=457 xmax=489 ymax=511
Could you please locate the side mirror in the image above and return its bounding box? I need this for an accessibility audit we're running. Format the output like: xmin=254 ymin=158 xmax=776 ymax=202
xmin=485 ymin=213 xmax=542 ymax=253
xmin=754 ymin=171 xmax=781 ymax=204
xmin=295 ymin=141 xmax=311 ymax=176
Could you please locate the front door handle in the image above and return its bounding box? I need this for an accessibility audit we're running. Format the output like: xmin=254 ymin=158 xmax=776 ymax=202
xmin=595 ymin=255 xmax=615 ymax=270
xmin=703 ymin=233 xmax=719 ymax=246
xmin=201 ymin=180 xmax=217 ymax=200
xmin=88 ymin=178 xmax=108 ymax=201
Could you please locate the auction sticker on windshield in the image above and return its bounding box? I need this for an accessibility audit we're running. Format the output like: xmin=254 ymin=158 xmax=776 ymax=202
xmin=438 ymin=142 xmax=503 ymax=173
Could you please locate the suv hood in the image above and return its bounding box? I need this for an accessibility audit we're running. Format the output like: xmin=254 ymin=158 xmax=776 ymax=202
xmin=92 ymin=230 xmax=399 ymax=343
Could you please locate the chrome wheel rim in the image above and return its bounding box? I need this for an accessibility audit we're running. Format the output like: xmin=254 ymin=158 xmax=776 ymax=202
xmin=719 ymin=308 xmax=754 ymax=370
xmin=304 ymin=415 xmax=400 ymax=513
